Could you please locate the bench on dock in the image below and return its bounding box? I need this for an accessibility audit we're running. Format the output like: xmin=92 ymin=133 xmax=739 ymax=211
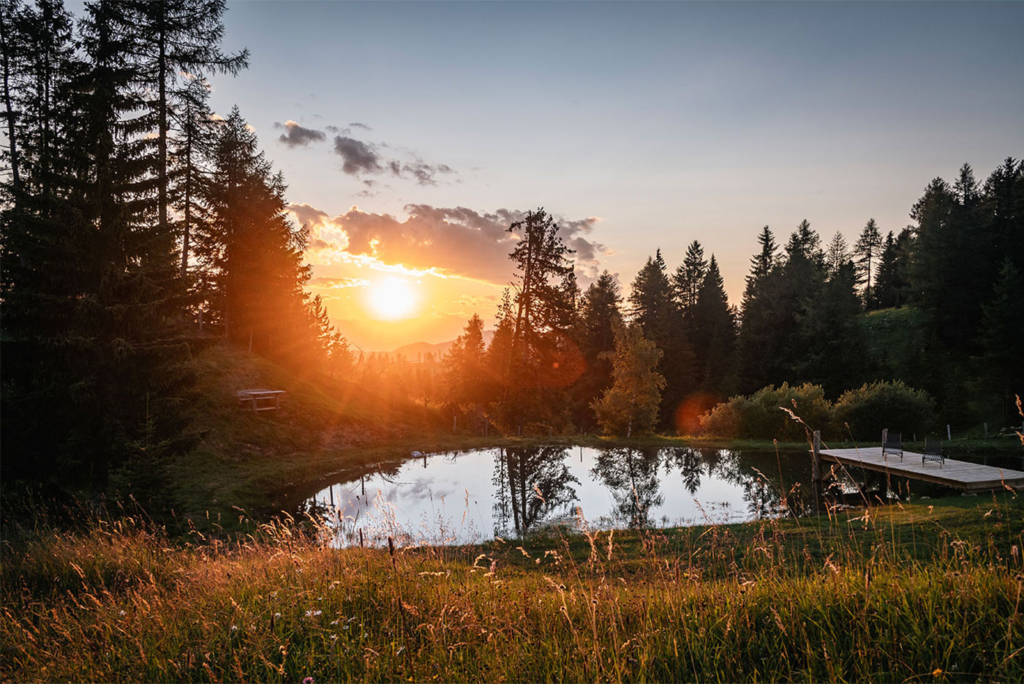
xmin=237 ymin=389 xmax=285 ymax=412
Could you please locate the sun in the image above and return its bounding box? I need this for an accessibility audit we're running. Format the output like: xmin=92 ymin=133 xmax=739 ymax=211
xmin=367 ymin=277 xmax=417 ymax=320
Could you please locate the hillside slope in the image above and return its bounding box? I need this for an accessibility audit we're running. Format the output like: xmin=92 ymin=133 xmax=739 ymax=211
xmin=164 ymin=343 xmax=442 ymax=521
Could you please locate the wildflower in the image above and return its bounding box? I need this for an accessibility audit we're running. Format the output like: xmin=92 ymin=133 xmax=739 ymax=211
xmin=231 ymin=625 xmax=238 ymax=632
xmin=274 ymin=612 xmax=282 ymax=619
xmin=303 ymin=678 xmax=314 ymax=684
xmin=330 ymin=634 xmax=338 ymax=641
xmin=305 ymin=609 xmax=322 ymax=618
xmin=118 ymin=610 xmax=126 ymax=617
xmin=331 ymin=619 xmax=339 ymax=626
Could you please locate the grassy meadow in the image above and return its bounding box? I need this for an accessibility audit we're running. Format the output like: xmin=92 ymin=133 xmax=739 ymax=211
xmin=2 ymin=493 xmax=1022 ymax=683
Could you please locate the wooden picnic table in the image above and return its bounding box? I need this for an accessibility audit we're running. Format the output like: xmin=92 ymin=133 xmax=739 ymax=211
xmin=236 ymin=389 xmax=285 ymax=412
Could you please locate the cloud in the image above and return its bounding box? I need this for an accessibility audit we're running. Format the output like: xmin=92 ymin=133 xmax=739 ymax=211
xmin=290 ymin=203 xmax=606 ymax=284
xmin=349 ymin=122 xmax=372 ymax=130
xmin=330 ymin=133 xmax=456 ymax=185
xmin=274 ymin=120 xmax=326 ymax=148
xmin=287 ymin=202 xmax=329 ymax=232
xmin=309 ymin=276 xmax=370 ymax=289
xmin=333 ymin=136 xmax=384 ymax=175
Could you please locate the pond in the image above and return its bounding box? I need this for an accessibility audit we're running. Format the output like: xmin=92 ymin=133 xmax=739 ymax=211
xmin=299 ymin=446 xmax=824 ymax=547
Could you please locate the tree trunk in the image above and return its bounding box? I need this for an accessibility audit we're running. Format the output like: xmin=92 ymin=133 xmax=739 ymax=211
xmin=157 ymin=13 xmax=168 ymax=240
xmin=0 ymin=6 xmax=20 ymax=196
xmin=181 ymin=122 xmax=192 ymax=278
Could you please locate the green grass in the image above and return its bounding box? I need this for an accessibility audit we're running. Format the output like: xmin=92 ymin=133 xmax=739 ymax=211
xmin=3 ymin=495 xmax=1022 ymax=683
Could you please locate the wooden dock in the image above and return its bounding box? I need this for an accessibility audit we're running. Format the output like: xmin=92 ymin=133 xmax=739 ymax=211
xmin=819 ymin=447 xmax=1024 ymax=491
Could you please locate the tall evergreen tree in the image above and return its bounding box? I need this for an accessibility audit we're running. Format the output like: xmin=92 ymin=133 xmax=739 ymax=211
xmin=872 ymin=230 xmax=908 ymax=309
xmin=825 ymin=231 xmax=851 ymax=280
xmin=444 ymin=313 xmax=489 ymax=411
xmin=202 ymin=107 xmax=311 ymax=360
xmin=737 ymin=226 xmax=781 ymax=393
xmin=629 ymin=249 xmax=694 ymax=428
xmin=854 ymin=218 xmax=883 ymax=308
xmin=572 ymin=271 xmax=622 ymax=429
xmin=791 ymin=258 xmax=864 ymax=397
xmin=977 ymin=258 xmax=1024 ymax=427
xmin=500 ymin=208 xmax=577 ymax=430
xmin=672 ymin=239 xmax=707 ymax=322
xmin=129 ymin=0 xmax=247 ymax=262
xmin=691 ymin=255 xmax=737 ymax=396
xmin=170 ymin=75 xmax=218 ymax=281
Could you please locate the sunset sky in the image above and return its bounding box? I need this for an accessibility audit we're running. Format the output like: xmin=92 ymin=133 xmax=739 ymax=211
xmin=157 ymin=2 xmax=1024 ymax=350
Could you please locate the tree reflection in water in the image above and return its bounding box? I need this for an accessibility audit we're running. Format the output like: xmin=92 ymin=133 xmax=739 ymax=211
xmin=665 ymin=447 xmax=704 ymax=495
xmin=492 ymin=447 xmax=580 ymax=536
xmin=591 ymin=448 xmax=664 ymax=529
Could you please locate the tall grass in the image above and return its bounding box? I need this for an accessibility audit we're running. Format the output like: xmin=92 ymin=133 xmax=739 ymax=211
xmin=2 ymin=491 xmax=1022 ymax=683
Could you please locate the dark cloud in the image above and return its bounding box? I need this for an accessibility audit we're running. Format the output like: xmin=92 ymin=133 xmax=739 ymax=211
xmin=332 ymin=135 xmax=455 ymax=185
xmin=325 ymin=125 xmax=340 ymax=133
xmin=303 ymin=204 xmax=605 ymax=284
xmin=349 ymin=122 xmax=372 ymax=130
xmin=274 ymin=120 xmax=326 ymax=148
xmin=333 ymin=136 xmax=384 ymax=175
xmin=394 ymin=160 xmax=455 ymax=186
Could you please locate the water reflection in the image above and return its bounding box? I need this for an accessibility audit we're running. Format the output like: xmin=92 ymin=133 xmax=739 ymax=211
xmin=493 ymin=446 xmax=579 ymax=536
xmin=301 ymin=446 xmax=833 ymax=547
xmin=591 ymin=448 xmax=664 ymax=529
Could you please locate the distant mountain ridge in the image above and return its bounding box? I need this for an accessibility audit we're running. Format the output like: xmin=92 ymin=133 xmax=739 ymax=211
xmin=391 ymin=330 xmax=494 ymax=361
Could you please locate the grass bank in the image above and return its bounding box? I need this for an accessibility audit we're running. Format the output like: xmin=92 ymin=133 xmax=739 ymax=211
xmin=169 ymin=344 xmax=1021 ymax=530
xmin=2 ymin=495 xmax=1022 ymax=682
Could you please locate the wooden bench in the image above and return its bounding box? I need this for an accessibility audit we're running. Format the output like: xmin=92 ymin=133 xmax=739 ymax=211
xmin=237 ymin=389 xmax=285 ymax=412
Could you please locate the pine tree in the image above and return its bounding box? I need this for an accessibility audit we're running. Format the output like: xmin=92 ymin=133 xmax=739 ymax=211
xmin=572 ymin=271 xmax=622 ymax=428
xmin=872 ymin=230 xmax=906 ymax=309
xmin=744 ymin=226 xmax=778 ymax=305
xmin=825 ymin=231 xmax=851 ymax=280
xmin=791 ymin=259 xmax=864 ymax=397
xmin=500 ymin=208 xmax=577 ymax=429
xmin=170 ymin=75 xmax=218 ymax=281
xmin=672 ymin=239 xmax=707 ymax=322
xmin=129 ymin=0 xmax=248 ymax=260
xmin=202 ymin=107 xmax=311 ymax=360
xmin=978 ymin=258 xmax=1024 ymax=427
xmin=691 ymin=255 xmax=737 ymax=396
xmin=592 ymin=321 xmax=666 ymax=437
xmin=628 ymin=249 xmax=695 ymax=429
xmin=854 ymin=218 xmax=883 ymax=308
xmin=444 ymin=313 xmax=489 ymax=410
xmin=737 ymin=226 xmax=781 ymax=393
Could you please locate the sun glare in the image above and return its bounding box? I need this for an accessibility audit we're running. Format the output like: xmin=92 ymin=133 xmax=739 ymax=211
xmin=368 ymin=277 xmax=417 ymax=320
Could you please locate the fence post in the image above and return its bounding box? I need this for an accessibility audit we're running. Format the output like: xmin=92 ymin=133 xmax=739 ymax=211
xmin=812 ymin=430 xmax=822 ymax=515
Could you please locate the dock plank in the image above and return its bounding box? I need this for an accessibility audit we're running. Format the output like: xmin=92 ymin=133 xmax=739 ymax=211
xmin=819 ymin=447 xmax=1024 ymax=491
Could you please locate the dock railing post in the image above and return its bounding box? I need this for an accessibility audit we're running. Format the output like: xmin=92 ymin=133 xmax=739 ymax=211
xmin=812 ymin=430 xmax=822 ymax=515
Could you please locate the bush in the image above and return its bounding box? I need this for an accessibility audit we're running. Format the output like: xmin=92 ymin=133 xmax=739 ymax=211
xmin=699 ymin=383 xmax=832 ymax=441
xmin=832 ymin=380 xmax=936 ymax=442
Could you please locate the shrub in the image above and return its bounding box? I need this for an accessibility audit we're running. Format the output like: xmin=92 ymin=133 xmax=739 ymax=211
xmin=832 ymin=380 xmax=936 ymax=441
xmin=699 ymin=383 xmax=832 ymax=441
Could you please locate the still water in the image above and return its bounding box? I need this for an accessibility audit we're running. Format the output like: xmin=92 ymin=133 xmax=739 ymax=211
xmin=302 ymin=446 xmax=818 ymax=546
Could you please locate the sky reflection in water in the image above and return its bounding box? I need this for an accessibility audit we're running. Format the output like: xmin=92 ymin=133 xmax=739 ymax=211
xmin=304 ymin=447 xmax=810 ymax=546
